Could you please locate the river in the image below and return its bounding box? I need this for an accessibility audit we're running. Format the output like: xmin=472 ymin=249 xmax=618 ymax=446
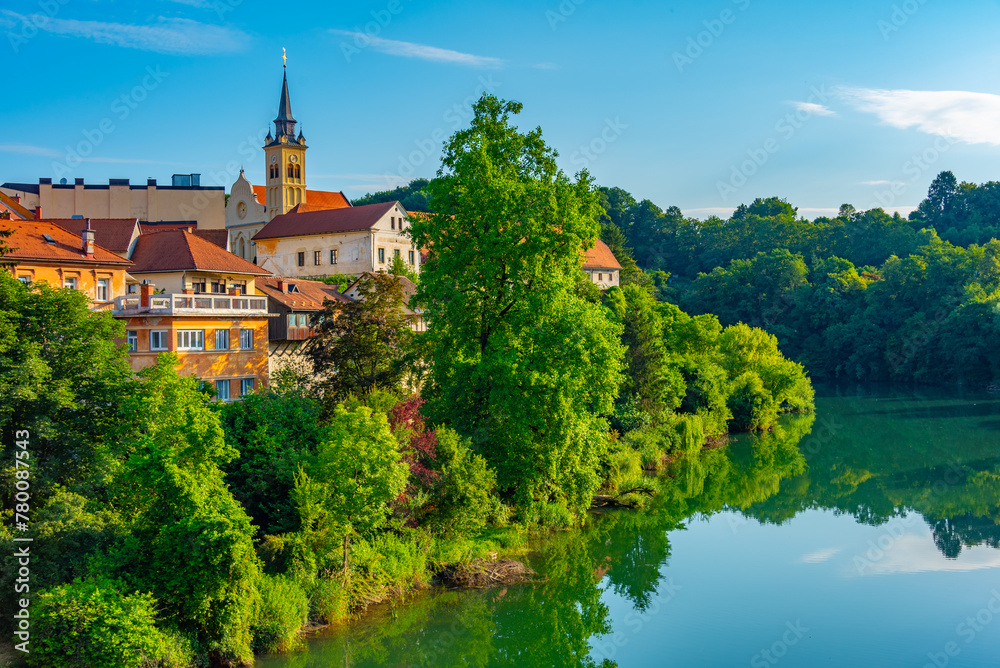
xmin=256 ymin=385 xmax=1000 ymax=667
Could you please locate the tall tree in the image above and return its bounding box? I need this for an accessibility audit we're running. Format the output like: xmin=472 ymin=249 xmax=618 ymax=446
xmin=410 ymin=95 xmax=625 ymax=515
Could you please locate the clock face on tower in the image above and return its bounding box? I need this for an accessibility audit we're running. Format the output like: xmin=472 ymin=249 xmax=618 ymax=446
xmin=237 ymin=201 xmax=247 ymax=219
xmin=270 ymin=155 xmax=278 ymax=163
xmin=289 ymin=154 xmax=299 ymax=163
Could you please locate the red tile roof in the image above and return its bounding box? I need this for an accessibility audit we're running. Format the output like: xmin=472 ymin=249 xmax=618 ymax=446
xmin=138 ymin=222 xmax=195 ymax=235
xmin=251 ymin=185 xmax=351 ymax=210
xmin=3 ymin=220 xmax=131 ymax=266
xmin=253 ymin=201 xmax=398 ymax=241
xmin=193 ymin=229 xmax=229 ymax=250
xmin=45 ymin=218 xmax=138 ymax=253
xmin=582 ymin=239 xmax=622 ymax=270
xmin=256 ymin=276 xmax=352 ymax=310
xmin=129 ymin=228 xmax=270 ymax=275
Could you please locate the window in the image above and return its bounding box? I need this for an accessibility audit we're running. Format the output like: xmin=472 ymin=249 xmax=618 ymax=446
xmin=598 ymin=273 xmax=603 ymax=282
xmin=150 ymin=330 xmax=169 ymax=351
xmin=231 ymin=281 xmax=247 ymax=295
xmin=216 ymin=379 xmax=230 ymax=401
xmin=17 ymin=275 xmax=30 ymax=285
xmin=330 ymin=249 xmax=338 ymax=264
xmin=391 ymin=216 xmax=395 ymax=230
xmin=211 ymin=280 xmax=225 ymax=294
xmin=314 ymin=250 xmax=322 ymax=265
xmin=215 ymin=329 xmax=230 ymax=350
xmin=96 ymin=279 xmax=109 ymax=301
xmin=394 ymin=249 xmax=400 ymax=259
xmin=377 ymin=248 xmax=385 ymax=264
xmin=240 ymin=328 xmax=254 ymax=350
xmin=176 ymin=330 xmax=205 ymax=351
xmin=127 ymin=283 xmax=137 ymax=294
xmin=126 ymin=330 xmax=138 ymax=352
xmin=408 ymin=250 xmax=415 ymax=265
xmin=192 ymin=280 xmax=206 ymax=293
xmin=297 ymin=252 xmax=305 ymax=267
xmin=240 ymin=378 xmax=254 ymax=396
xmin=63 ymin=276 xmax=78 ymax=290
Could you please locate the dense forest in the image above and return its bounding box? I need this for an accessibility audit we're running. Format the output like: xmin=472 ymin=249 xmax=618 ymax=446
xmin=0 ymin=96 xmax=812 ymax=667
xmin=358 ymin=171 xmax=1000 ymax=386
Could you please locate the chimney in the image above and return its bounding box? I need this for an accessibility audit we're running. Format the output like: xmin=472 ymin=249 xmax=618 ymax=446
xmin=276 ymin=279 xmax=285 ymax=293
xmin=82 ymin=219 xmax=95 ymax=257
xmin=34 ymin=205 xmax=41 ymax=220
xmin=140 ymin=281 xmax=154 ymax=307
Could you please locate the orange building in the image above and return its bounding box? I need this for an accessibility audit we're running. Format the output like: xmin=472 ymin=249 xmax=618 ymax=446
xmin=3 ymin=219 xmax=132 ymax=305
xmin=112 ymin=228 xmax=273 ymax=400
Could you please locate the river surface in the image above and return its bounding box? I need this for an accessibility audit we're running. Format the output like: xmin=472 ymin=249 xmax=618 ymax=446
xmin=257 ymin=385 xmax=1000 ymax=667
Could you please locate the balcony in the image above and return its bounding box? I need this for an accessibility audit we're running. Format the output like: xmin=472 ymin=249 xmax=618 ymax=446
xmin=114 ymin=293 xmax=268 ymax=316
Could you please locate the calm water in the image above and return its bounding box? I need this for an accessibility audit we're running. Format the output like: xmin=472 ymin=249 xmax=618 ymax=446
xmin=257 ymin=386 xmax=1000 ymax=667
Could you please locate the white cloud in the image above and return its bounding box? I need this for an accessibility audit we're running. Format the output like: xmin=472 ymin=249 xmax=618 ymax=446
xmin=0 ymin=144 xmax=61 ymax=157
xmin=838 ymin=86 xmax=1000 ymax=146
xmin=800 ymin=547 xmax=842 ymax=564
xmin=789 ymin=101 xmax=836 ymax=117
xmin=330 ymin=30 xmax=504 ymax=69
xmin=0 ymin=11 xmax=248 ymax=54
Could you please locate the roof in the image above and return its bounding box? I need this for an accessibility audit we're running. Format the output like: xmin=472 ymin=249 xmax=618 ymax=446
xmin=193 ymin=228 xmax=229 ymax=250
xmin=138 ymin=222 xmax=198 ymax=234
xmin=46 ymin=218 xmax=138 ymax=253
xmin=3 ymin=220 xmax=131 ymax=266
xmin=275 ymin=69 xmax=295 ymax=123
xmin=583 ymin=239 xmax=622 ymax=270
xmin=1 ymin=182 xmax=40 ymax=195
xmin=0 ymin=191 xmax=33 ymax=220
xmin=251 ymin=185 xmax=351 ymax=210
xmin=129 ymin=228 xmax=270 ymax=275
xmin=256 ymin=276 xmax=352 ymax=310
xmin=254 ymin=201 xmax=398 ymax=241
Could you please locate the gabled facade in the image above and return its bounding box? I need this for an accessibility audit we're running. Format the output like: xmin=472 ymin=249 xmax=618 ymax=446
xmin=252 ymin=201 xmax=419 ymax=279
xmin=583 ymin=239 xmax=623 ymax=289
xmin=4 ymin=219 xmax=132 ymax=307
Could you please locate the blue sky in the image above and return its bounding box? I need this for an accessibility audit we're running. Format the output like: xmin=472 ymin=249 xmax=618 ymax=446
xmin=3 ymin=0 xmax=1000 ymax=219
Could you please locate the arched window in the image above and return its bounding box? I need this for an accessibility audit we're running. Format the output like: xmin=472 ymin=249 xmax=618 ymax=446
xmin=239 ymin=238 xmax=246 ymax=258
xmin=294 ymin=164 xmax=301 ymax=179
xmin=287 ymin=163 xmax=295 ymax=179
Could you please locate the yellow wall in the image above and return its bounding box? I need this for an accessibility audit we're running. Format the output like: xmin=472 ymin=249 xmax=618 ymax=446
xmin=12 ymin=262 xmax=129 ymax=305
xmin=116 ymin=314 xmax=270 ymax=395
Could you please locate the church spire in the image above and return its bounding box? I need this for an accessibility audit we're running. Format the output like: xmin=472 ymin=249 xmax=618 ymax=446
xmin=272 ymin=51 xmax=297 ymax=142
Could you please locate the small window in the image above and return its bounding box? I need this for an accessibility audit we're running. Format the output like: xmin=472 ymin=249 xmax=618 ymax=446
xmin=215 ymin=329 xmax=229 ymax=350
xmin=297 ymin=252 xmax=305 ymax=267
xmin=240 ymin=378 xmax=254 ymax=396
xmin=391 ymin=216 xmax=395 ymax=230
xmin=176 ymin=330 xmax=205 ymax=351
xmin=377 ymin=248 xmax=385 ymax=264
xmin=126 ymin=330 xmax=138 ymax=352
xmin=127 ymin=283 xmax=137 ymax=294
xmin=42 ymin=234 xmax=56 ymax=244
xmin=330 ymin=249 xmax=338 ymax=264
xmin=231 ymin=281 xmax=247 ymax=295
xmin=150 ymin=330 xmax=169 ymax=351
xmin=211 ymin=280 xmax=224 ymax=294
xmin=192 ymin=280 xmax=206 ymax=293
xmin=96 ymin=278 xmax=110 ymax=302
xmin=216 ymin=379 xmax=230 ymax=401
xmin=408 ymin=250 xmax=414 ymax=265
xmin=598 ymin=273 xmax=603 ymax=282
xmin=314 ymin=250 xmax=321 ymax=265
xmin=298 ymin=313 xmax=309 ymax=327
xmin=63 ymin=276 xmax=78 ymax=290
xmin=394 ymin=249 xmax=400 ymax=259
xmin=17 ymin=275 xmax=30 ymax=285
xmin=240 ymin=328 xmax=253 ymax=350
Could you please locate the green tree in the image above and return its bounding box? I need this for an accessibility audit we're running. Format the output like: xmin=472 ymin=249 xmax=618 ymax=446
xmin=309 ymin=272 xmax=412 ymax=401
xmin=410 ymin=95 xmax=625 ymax=515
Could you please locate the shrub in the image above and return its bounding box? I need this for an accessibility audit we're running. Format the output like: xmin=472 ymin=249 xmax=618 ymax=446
xmin=251 ymin=575 xmax=309 ymax=653
xmin=30 ymin=578 xmax=192 ymax=668
xmin=309 ymin=578 xmax=350 ymax=624
xmin=427 ymin=429 xmax=505 ymax=536
xmin=728 ymin=371 xmax=778 ymax=432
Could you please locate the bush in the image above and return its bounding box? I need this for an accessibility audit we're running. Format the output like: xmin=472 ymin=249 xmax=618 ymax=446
xmin=728 ymin=371 xmax=778 ymax=432
xmin=309 ymin=578 xmax=350 ymax=624
xmin=31 ymin=578 xmax=192 ymax=668
xmin=252 ymin=575 xmax=309 ymax=653
xmin=427 ymin=429 xmax=505 ymax=536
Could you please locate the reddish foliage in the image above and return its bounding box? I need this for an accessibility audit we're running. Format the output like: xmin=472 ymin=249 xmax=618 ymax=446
xmin=389 ymin=397 xmax=439 ymax=488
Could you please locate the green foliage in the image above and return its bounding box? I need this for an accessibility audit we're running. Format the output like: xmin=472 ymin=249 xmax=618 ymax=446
xmin=251 ymin=575 xmax=310 ymax=653
xmin=388 ymin=253 xmax=419 ymax=283
xmin=728 ymin=372 xmax=778 ymax=432
xmin=309 ymin=272 xmax=412 ymax=402
xmin=352 ymin=178 xmax=433 ymax=212
xmin=308 ymin=578 xmax=350 ymax=624
xmin=317 ymin=273 xmax=356 ymax=292
xmin=31 ymin=578 xmax=193 ymax=668
xmin=410 ymin=95 xmax=625 ymax=519
xmin=426 ymin=428 xmax=505 ymax=536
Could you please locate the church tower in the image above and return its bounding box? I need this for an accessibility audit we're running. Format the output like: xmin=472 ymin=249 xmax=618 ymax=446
xmin=263 ymin=60 xmax=307 ymax=220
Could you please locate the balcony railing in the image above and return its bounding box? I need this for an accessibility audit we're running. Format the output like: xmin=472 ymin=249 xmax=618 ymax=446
xmin=114 ymin=293 xmax=268 ymax=316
